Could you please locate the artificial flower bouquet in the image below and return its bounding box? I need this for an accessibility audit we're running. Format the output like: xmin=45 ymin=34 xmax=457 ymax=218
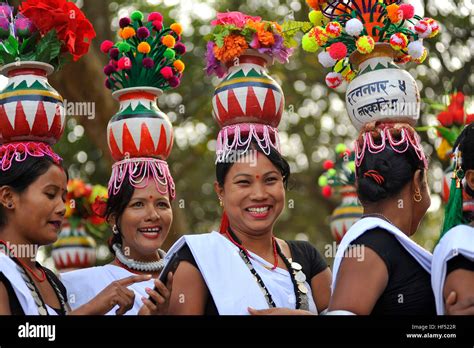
xmin=65 ymin=179 xmax=109 ymax=237
xmin=100 ymin=10 xmax=186 ymax=91
xmin=205 ymin=11 xmax=301 ymax=77
xmin=301 ymin=0 xmax=440 ymax=88
xmin=0 ymin=0 xmax=95 ymax=69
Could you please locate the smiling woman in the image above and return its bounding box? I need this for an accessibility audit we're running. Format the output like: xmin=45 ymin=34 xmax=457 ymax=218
xmin=166 ymin=142 xmax=332 ymax=315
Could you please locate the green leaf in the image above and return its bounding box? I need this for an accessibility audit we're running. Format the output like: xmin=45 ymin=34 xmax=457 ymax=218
xmin=1 ymin=35 xmax=19 ymax=55
xmin=281 ymin=21 xmax=313 ymax=47
xmin=435 ymin=126 xmax=459 ymax=146
xmin=35 ymin=30 xmax=62 ymax=64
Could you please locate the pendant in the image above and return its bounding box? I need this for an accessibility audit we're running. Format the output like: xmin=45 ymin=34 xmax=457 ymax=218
xmin=295 ymin=270 xmax=306 ymax=283
xmin=298 ymin=283 xmax=308 ymax=294
xmin=291 ymin=262 xmax=302 ymax=271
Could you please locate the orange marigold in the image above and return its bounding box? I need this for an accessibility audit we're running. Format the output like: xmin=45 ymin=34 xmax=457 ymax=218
xmin=258 ymin=31 xmax=275 ymax=46
xmin=306 ymin=0 xmax=325 ymax=10
xmin=162 ymin=35 xmax=176 ymax=48
xmin=386 ymin=4 xmax=402 ymax=23
xmin=213 ymin=34 xmax=248 ymax=63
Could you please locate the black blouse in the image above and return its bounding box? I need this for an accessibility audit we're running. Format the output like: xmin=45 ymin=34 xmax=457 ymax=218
xmin=350 ymin=228 xmax=436 ymax=315
xmin=176 ymin=240 xmax=328 ymax=315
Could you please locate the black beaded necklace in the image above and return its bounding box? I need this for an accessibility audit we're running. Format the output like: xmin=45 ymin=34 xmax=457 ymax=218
xmin=226 ymin=227 xmax=309 ymax=310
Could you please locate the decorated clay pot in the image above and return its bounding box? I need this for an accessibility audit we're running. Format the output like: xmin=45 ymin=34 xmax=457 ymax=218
xmin=0 ymin=61 xmax=65 ymax=145
xmin=329 ymin=186 xmax=364 ymax=243
xmin=212 ymin=50 xmax=284 ymax=128
xmin=346 ymin=43 xmax=420 ymax=130
xmin=107 ymin=87 xmax=174 ymax=161
xmin=52 ymin=222 xmax=96 ymax=272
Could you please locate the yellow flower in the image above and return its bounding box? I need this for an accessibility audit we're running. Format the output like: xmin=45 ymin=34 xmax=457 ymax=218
xmin=170 ymin=23 xmax=183 ymax=35
xmin=121 ymin=27 xmax=136 ymax=39
xmin=138 ymin=42 xmax=151 ymax=54
xmin=173 ymin=60 xmax=185 ymax=72
xmin=437 ymin=139 xmax=451 ymax=161
xmin=162 ymin=35 xmax=176 ymax=48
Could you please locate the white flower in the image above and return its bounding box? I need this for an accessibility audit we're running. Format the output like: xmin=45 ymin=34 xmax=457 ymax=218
xmin=408 ymin=40 xmax=424 ymax=59
xmin=318 ymin=51 xmax=337 ymax=68
xmin=345 ymin=18 xmax=364 ymax=37
xmin=325 ymin=72 xmax=343 ymax=88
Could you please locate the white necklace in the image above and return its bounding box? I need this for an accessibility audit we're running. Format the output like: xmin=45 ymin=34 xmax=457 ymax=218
xmin=113 ymin=244 xmax=166 ymax=272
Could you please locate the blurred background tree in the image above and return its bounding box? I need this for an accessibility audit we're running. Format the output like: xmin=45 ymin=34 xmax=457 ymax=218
xmin=3 ymin=0 xmax=469 ymax=266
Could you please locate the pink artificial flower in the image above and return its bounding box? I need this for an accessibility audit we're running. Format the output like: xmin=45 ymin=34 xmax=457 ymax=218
xmin=211 ymin=11 xmax=261 ymax=28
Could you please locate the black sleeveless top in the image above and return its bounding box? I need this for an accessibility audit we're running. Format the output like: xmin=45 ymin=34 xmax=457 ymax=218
xmin=0 ymin=264 xmax=67 ymax=315
xmin=350 ymin=228 xmax=436 ymax=315
xmin=177 ymin=240 xmax=328 ymax=315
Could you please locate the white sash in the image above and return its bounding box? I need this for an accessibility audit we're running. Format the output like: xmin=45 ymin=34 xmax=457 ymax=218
xmin=165 ymin=231 xmax=318 ymax=315
xmin=432 ymin=224 xmax=474 ymax=315
xmin=0 ymin=253 xmax=59 ymax=315
xmin=61 ymin=264 xmax=155 ymax=315
xmin=331 ymin=217 xmax=432 ymax=292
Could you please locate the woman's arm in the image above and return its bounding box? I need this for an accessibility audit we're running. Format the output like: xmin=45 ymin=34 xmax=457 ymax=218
xmin=0 ymin=282 xmax=11 ymax=315
xmin=328 ymin=246 xmax=388 ymax=315
xmin=168 ymin=261 xmax=209 ymax=315
xmin=443 ymin=269 xmax=474 ymax=315
xmin=311 ymin=267 xmax=332 ymax=313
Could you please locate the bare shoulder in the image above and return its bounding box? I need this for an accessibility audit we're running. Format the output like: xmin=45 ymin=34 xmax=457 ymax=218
xmin=0 ymin=279 xmax=11 ymax=315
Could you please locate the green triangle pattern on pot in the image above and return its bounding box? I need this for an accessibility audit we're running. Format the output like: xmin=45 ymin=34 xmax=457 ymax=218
xmin=4 ymin=80 xmax=50 ymax=93
xmin=225 ymin=68 xmax=262 ymax=81
xmin=359 ymin=61 xmax=400 ymax=76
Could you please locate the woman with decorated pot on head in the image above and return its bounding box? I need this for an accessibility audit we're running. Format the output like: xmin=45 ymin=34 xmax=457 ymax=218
xmin=299 ymin=0 xmax=440 ymax=314
xmin=432 ymin=123 xmax=474 ymax=315
xmin=61 ymin=10 xmax=186 ymax=315
xmin=0 ymin=0 xmax=150 ymax=316
xmin=165 ymin=12 xmax=332 ymax=315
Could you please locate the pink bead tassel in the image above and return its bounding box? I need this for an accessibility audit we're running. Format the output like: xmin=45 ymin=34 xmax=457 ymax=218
xmin=0 ymin=142 xmax=62 ymax=171
xmin=108 ymin=157 xmax=176 ymax=200
xmin=216 ymin=123 xmax=281 ymax=163
xmin=355 ymin=124 xmax=428 ymax=170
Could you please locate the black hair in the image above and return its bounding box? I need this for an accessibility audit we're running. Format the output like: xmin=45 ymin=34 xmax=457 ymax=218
xmin=0 ymin=156 xmax=66 ymax=229
xmin=216 ymin=141 xmax=291 ymax=189
xmin=455 ymin=123 xmax=474 ymax=197
xmin=105 ymin=177 xmax=135 ymax=254
xmin=356 ymin=134 xmax=426 ymax=204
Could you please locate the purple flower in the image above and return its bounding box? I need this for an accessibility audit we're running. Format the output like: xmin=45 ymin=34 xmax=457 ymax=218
xmin=142 ymin=57 xmax=155 ymax=69
xmin=0 ymin=3 xmax=13 ymax=18
xmin=249 ymin=34 xmax=260 ymax=49
xmin=137 ymin=27 xmax=150 ymax=39
xmin=109 ymin=47 xmax=120 ymax=60
xmin=256 ymin=34 xmax=294 ymax=64
xmin=119 ymin=17 xmax=131 ymax=28
xmin=169 ymin=76 xmax=180 ymax=88
xmin=103 ymin=64 xmax=117 ymax=75
xmin=14 ymin=16 xmax=35 ymax=37
xmin=174 ymin=42 xmax=186 ymax=55
xmin=205 ymin=41 xmax=226 ymax=78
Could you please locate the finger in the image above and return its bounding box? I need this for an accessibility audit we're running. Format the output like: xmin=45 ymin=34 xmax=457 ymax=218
xmin=114 ymin=296 xmax=131 ymax=315
xmin=154 ymin=279 xmax=170 ymax=299
xmin=117 ymin=285 xmax=135 ymax=302
xmin=446 ymin=291 xmax=457 ymax=306
xmin=141 ymin=296 xmax=158 ymax=312
xmin=146 ymin=287 xmax=166 ymax=305
xmin=248 ymin=307 xmax=267 ymax=315
xmin=117 ymin=274 xmax=152 ymax=286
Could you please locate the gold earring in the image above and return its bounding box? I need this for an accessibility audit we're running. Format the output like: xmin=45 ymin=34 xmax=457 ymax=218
xmin=219 ymin=197 xmax=223 ymax=207
xmin=413 ymin=189 xmax=422 ymax=203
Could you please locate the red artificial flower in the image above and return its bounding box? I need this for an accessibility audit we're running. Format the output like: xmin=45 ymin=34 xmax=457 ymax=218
xmin=452 ymin=108 xmax=465 ymax=126
xmin=437 ymin=110 xmax=453 ymax=127
xmin=466 ymin=114 xmax=474 ymax=124
xmin=91 ymin=196 xmax=107 ymax=218
xmin=19 ymin=0 xmax=96 ymax=61
xmin=323 ymin=160 xmax=335 ymax=170
xmin=450 ymin=92 xmax=465 ymax=108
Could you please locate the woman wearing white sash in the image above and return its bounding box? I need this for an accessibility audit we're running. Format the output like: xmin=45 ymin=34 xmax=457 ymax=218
xmin=329 ymin=123 xmax=436 ymax=315
xmin=0 ymin=150 xmax=152 ymax=315
xmin=167 ymin=142 xmax=332 ymax=315
xmin=432 ymin=123 xmax=474 ymax=315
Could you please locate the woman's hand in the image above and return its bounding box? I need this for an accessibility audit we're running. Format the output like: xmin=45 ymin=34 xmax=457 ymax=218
xmin=70 ymin=274 xmax=152 ymax=315
xmin=445 ymin=291 xmax=474 ymax=315
xmin=248 ymin=307 xmax=314 ymax=315
xmin=138 ymin=273 xmax=173 ymax=315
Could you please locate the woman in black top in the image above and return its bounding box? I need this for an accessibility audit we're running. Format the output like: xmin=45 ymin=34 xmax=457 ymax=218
xmin=168 ymin=142 xmax=332 ymax=315
xmin=329 ymin=123 xmax=436 ymax=315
